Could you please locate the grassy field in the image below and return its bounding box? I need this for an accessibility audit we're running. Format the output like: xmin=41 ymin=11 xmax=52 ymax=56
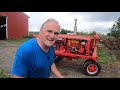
xmin=6 ymin=38 xmax=30 ymax=45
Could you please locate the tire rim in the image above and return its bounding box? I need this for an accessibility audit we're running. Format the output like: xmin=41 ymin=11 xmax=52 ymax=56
xmin=87 ymin=64 xmax=98 ymax=74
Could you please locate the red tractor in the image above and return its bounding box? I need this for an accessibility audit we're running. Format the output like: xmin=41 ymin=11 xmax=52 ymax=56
xmin=54 ymin=32 xmax=101 ymax=76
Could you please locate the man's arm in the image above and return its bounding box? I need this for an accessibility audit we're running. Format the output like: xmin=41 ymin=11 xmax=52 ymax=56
xmin=12 ymin=75 xmax=24 ymax=78
xmin=51 ymin=63 xmax=64 ymax=78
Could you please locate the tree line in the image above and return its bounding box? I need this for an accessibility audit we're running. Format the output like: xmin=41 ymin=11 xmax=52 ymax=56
xmin=107 ymin=17 xmax=120 ymax=38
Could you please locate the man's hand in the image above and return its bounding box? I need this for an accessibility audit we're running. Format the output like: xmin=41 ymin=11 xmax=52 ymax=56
xmin=51 ymin=63 xmax=64 ymax=78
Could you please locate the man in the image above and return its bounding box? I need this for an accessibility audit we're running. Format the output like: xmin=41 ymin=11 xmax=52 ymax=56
xmin=11 ymin=18 xmax=64 ymax=78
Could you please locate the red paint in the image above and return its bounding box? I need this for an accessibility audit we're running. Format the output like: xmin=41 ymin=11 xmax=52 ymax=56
xmin=0 ymin=12 xmax=29 ymax=39
xmin=54 ymin=33 xmax=100 ymax=61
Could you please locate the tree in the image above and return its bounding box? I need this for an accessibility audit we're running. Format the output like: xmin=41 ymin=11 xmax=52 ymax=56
xmin=60 ymin=28 xmax=73 ymax=34
xmin=60 ymin=28 xmax=67 ymax=34
xmin=109 ymin=17 xmax=120 ymax=37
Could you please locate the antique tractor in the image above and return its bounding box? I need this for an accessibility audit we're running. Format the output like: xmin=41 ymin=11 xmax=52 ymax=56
xmin=54 ymin=32 xmax=101 ymax=76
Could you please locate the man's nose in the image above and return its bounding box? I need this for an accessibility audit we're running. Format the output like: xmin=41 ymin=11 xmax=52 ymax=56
xmin=50 ymin=33 xmax=55 ymax=38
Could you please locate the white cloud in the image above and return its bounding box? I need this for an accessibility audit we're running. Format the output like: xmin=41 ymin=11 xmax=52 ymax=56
xmin=24 ymin=12 xmax=120 ymax=34
xmin=29 ymin=25 xmax=39 ymax=31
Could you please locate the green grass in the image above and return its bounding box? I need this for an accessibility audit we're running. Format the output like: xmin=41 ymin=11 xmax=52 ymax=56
xmin=97 ymin=47 xmax=117 ymax=64
xmin=6 ymin=38 xmax=30 ymax=45
xmin=0 ymin=69 xmax=11 ymax=78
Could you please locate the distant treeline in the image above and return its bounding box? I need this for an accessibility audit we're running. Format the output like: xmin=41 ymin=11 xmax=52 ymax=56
xmin=28 ymin=28 xmax=107 ymax=39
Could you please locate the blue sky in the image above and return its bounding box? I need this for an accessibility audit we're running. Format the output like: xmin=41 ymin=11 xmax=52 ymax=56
xmin=24 ymin=12 xmax=120 ymax=35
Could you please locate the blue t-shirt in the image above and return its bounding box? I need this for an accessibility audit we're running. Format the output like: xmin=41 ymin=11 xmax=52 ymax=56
xmin=11 ymin=38 xmax=55 ymax=78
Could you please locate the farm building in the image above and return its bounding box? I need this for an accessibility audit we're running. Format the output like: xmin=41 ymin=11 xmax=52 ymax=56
xmin=0 ymin=12 xmax=29 ymax=40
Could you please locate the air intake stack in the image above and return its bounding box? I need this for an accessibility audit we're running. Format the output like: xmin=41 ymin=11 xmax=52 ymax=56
xmin=74 ymin=18 xmax=77 ymax=35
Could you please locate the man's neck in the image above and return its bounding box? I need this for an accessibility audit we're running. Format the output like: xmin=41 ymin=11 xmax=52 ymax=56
xmin=37 ymin=37 xmax=49 ymax=53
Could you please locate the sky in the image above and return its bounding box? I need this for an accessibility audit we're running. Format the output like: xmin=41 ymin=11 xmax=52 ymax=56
xmin=24 ymin=12 xmax=120 ymax=35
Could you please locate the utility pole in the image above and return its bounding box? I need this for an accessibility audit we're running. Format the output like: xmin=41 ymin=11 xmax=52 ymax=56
xmin=74 ymin=18 xmax=77 ymax=35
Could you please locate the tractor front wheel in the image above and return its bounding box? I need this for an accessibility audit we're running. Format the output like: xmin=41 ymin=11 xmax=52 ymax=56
xmin=83 ymin=60 xmax=101 ymax=76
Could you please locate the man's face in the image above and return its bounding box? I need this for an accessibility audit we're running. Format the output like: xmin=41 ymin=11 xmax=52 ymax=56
xmin=40 ymin=21 xmax=60 ymax=47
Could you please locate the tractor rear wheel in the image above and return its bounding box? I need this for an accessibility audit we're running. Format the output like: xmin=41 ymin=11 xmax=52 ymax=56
xmin=83 ymin=60 xmax=101 ymax=76
xmin=54 ymin=56 xmax=63 ymax=63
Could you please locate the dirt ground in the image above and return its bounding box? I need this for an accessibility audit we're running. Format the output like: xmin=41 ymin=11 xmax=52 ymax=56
xmin=0 ymin=40 xmax=120 ymax=78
